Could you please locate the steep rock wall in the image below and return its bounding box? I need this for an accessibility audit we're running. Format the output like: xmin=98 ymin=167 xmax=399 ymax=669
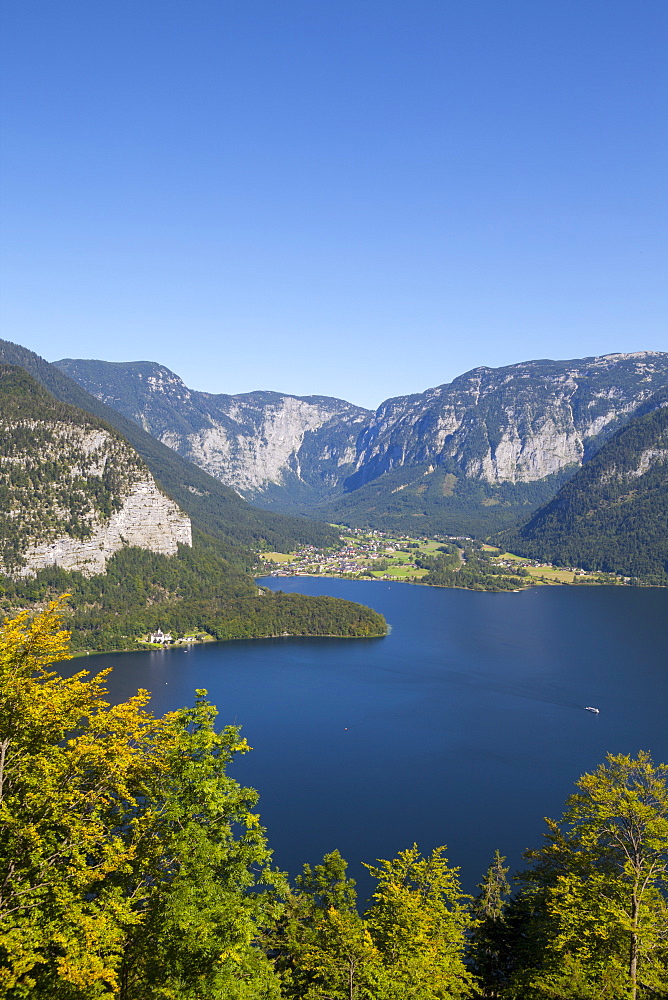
xmin=0 ymin=365 xmax=192 ymax=577
xmin=347 ymin=353 xmax=668 ymax=487
xmin=56 ymin=353 xmax=668 ymax=502
xmin=18 ymin=477 xmax=192 ymax=576
xmin=54 ymin=359 xmax=372 ymax=495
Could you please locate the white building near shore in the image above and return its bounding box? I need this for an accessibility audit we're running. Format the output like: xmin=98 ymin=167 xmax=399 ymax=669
xmin=149 ymin=628 xmax=173 ymax=644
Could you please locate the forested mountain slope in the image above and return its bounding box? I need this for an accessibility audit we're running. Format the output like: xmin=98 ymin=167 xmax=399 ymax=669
xmin=0 ymin=339 xmax=339 ymax=552
xmin=502 ymin=391 xmax=668 ymax=582
xmin=57 ymin=352 xmax=668 ymax=536
xmin=0 ymin=365 xmax=191 ymax=576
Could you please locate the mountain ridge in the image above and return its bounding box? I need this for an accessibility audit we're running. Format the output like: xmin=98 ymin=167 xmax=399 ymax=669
xmin=55 ymin=350 xmax=668 ymax=537
xmin=0 ymin=365 xmax=191 ymax=576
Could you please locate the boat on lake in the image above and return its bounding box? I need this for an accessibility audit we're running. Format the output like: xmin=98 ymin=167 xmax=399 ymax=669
xmin=585 ymin=706 xmax=600 ymax=714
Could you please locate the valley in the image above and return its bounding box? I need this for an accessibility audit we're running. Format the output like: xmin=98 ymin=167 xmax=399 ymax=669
xmin=0 ymin=337 xmax=664 ymax=657
xmin=258 ymin=529 xmax=618 ymax=590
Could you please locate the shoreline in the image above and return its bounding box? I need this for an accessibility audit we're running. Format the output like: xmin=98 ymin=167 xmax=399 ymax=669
xmin=259 ymin=570 xmax=626 ymax=592
xmin=67 ymin=628 xmax=386 ymax=660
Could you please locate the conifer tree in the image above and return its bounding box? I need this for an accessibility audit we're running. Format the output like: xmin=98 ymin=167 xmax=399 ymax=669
xmin=468 ymin=850 xmax=512 ymax=997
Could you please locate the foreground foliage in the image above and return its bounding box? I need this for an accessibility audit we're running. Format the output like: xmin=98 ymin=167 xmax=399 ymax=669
xmin=270 ymin=847 xmax=473 ymax=999
xmin=508 ymin=753 xmax=668 ymax=999
xmin=1 ymin=603 xmax=667 ymax=998
xmin=0 ymin=600 xmax=281 ymax=999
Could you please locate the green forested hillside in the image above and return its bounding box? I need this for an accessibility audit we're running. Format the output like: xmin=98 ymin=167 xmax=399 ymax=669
xmin=502 ymin=392 xmax=668 ymax=582
xmin=0 ymin=339 xmax=340 ymax=552
xmin=309 ymin=462 xmax=573 ymax=538
xmin=0 ymin=536 xmax=386 ymax=650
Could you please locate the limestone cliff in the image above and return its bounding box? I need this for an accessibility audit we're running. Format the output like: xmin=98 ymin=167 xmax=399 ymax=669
xmin=56 ymin=353 xmax=668 ymax=508
xmin=54 ymin=359 xmax=372 ymax=499
xmin=347 ymin=353 xmax=668 ymax=488
xmin=0 ymin=366 xmax=191 ymax=577
xmin=17 ymin=477 xmax=192 ymax=577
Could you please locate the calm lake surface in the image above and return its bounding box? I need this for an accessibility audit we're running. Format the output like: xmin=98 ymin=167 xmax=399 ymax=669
xmin=88 ymin=579 xmax=668 ymax=897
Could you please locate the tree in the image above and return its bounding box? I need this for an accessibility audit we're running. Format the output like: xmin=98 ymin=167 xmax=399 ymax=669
xmin=467 ymin=850 xmax=512 ymax=997
xmin=271 ymin=851 xmax=383 ymax=1000
xmin=274 ymin=846 xmax=475 ymax=1000
xmin=515 ymin=752 xmax=668 ymax=999
xmin=364 ymin=845 xmax=474 ymax=999
xmin=116 ymin=693 xmax=282 ymax=1000
xmin=287 ymin=905 xmax=382 ymax=1000
xmin=0 ymin=598 xmax=282 ymax=998
xmin=0 ymin=598 xmax=145 ymax=995
xmin=296 ymin=850 xmax=359 ymax=914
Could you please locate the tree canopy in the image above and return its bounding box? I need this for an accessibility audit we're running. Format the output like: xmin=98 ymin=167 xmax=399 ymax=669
xmin=0 ymin=599 xmax=281 ymax=998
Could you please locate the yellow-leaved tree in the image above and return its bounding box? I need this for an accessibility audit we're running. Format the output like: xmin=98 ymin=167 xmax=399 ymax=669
xmin=0 ymin=598 xmax=282 ymax=999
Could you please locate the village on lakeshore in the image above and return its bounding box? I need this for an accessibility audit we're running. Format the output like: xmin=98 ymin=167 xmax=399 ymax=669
xmin=257 ymin=527 xmax=621 ymax=588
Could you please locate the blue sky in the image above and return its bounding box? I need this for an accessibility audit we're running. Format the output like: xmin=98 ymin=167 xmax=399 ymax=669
xmin=1 ymin=1 xmax=666 ymax=409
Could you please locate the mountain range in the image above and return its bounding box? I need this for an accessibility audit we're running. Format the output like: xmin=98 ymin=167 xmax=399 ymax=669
xmin=56 ymin=351 xmax=668 ymax=537
xmin=2 ymin=336 xmax=667 ymax=591
xmin=0 ymin=339 xmax=339 ymax=553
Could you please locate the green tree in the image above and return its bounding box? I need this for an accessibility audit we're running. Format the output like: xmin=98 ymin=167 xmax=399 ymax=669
xmin=467 ymin=850 xmax=512 ymax=997
xmin=0 ymin=599 xmax=282 ymax=999
xmin=288 ymin=906 xmax=382 ymax=1000
xmin=271 ymin=851 xmax=383 ymax=1000
xmin=116 ymin=693 xmax=282 ymax=1000
xmin=364 ymin=845 xmax=474 ymax=999
xmin=515 ymin=752 xmax=668 ymax=999
xmin=296 ymin=850 xmax=359 ymax=914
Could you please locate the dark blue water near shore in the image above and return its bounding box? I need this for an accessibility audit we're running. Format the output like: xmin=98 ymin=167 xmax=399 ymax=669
xmin=88 ymin=580 xmax=668 ymax=897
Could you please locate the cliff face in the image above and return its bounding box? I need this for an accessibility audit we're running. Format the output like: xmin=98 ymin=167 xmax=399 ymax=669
xmin=346 ymin=353 xmax=668 ymax=488
xmin=57 ymin=353 xmax=668 ymax=506
xmin=0 ymin=366 xmax=191 ymax=577
xmin=17 ymin=476 xmax=192 ymax=577
xmin=0 ymin=339 xmax=341 ymax=552
xmin=54 ymin=359 xmax=372 ymax=497
xmin=160 ymin=393 xmax=369 ymax=494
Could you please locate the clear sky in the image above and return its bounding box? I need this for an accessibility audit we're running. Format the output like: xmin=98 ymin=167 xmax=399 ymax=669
xmin=1 ymin=1 xmax=666 ymax=409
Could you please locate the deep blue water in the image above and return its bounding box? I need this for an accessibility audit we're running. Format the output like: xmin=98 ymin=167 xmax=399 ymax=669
xmin=85 ymin=579 xmax=668 ymax=898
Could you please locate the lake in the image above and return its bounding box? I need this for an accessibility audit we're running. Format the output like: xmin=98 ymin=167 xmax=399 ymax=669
xmin=86 ymin=578 xmax=668 ymax=899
